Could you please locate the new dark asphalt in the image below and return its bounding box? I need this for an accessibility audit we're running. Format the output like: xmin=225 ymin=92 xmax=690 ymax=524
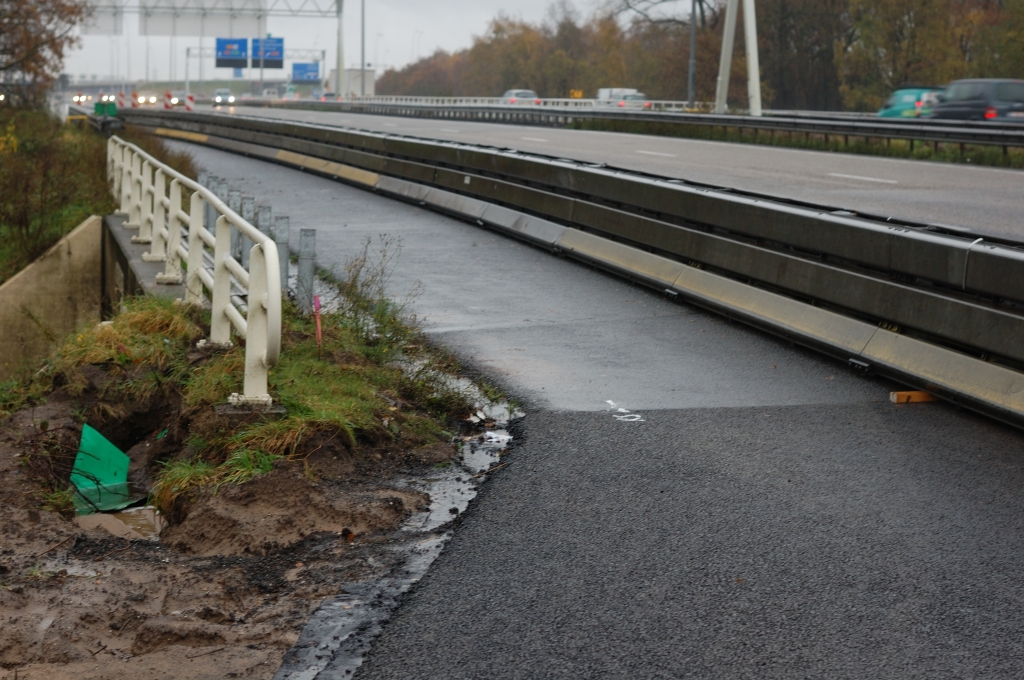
xmin=358 ymin=404 xmax=1024 ymax=678
xmin=170 ymin=140 xmax=1024 ymax=678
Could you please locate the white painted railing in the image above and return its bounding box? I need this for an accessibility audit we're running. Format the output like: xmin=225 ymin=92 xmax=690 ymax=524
xmin=106 ymin=136 xmax=282 ymax=407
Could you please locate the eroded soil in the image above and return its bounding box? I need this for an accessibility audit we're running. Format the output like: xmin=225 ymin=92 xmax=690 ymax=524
xmin=0 ymin=396 xmax=459 ymax=679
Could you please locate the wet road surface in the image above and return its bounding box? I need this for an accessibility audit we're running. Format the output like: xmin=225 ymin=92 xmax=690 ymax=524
xmin=174 ymin=141 xmax=1024 ymax=678
xmin=203 ymin=104 xmax=1024 ymax=240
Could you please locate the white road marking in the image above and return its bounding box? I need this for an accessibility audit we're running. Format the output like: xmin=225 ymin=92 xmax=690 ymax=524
xmin=606 ymin=400 xmax=645 ymax=422
xmin=383 ymin=123 xmax=398 ymax=127
xmin=440 ymin=128 xmax=460 ymax=132
xmin=521 ymin=136 xmax=548 ymax=142
xmin=827 ymin=172 xmax=898 ymax=184
xmin=636 ymin=150 xmax=677 ymax=157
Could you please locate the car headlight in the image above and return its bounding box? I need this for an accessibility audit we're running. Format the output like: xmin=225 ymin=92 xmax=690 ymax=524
xmin=171 ymin=97 xmax=178 ymax=104
xmin=149 ymin=96 xmax=156 ymax=103
xmin=138 ymin=96 xmax=145 ymax=103
xmin=228 ymin=96 xmax=235 ymax=103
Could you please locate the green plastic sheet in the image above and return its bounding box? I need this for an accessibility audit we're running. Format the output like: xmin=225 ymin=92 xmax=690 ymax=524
xmin=70 ymin=424 xmax=134 ymax=515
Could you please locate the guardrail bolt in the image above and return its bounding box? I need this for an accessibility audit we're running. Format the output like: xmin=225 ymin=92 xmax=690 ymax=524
xmin=297 ymin=229 xmax=316 ymax=315
xmin=274 ymin=216 xmax=290 ymax=294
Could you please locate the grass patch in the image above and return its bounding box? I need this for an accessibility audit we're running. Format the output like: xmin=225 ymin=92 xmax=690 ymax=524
xmin=5 ymin=235 xmax=481 ymax=518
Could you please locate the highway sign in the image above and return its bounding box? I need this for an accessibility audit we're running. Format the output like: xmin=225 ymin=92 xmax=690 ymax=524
xmin=215 ymin=38 xmax=248 ymax=69
xmin=253 ymin=37 xmax=284 ymax=69
xmin=292 ymin=62 xmax=320 ymax=81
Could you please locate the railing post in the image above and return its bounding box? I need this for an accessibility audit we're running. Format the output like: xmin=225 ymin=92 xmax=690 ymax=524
xmin=157 ymin=179 xmax=184 ymax=283
xmin=297 ymin=228 xmax=315 ymax=314
xmin=134 ymin=160 xmax=154 ymax=244
xmin=144 ymin=168 xmax=166 ymax=257
xmin=274 ymin=215 xmax=289 ymax=293
xmin=127 ymin=153 xmax=143 ymax=228
xmin=119 ymin=146 xmax=132 ymax=216
xmin=240 ymin=193 xmax=254 ymax=268
xmin=209 ymin=215 xmax=234 ymax=345
xmin=228 ymin=189 xmax=241 ymax=259
xmin=233 ymin=241 xmax=276 ymax=405
xmin=184 ymin=191 xmax=205 ymax=303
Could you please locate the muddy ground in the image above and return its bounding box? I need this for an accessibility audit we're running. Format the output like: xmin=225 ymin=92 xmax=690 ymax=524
xmin=0 ymin=394 xmax=462 ymax=680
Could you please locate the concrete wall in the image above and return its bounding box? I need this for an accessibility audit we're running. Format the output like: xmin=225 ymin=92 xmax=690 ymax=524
xmin=0 ymin=216 xmax=103 ymax=380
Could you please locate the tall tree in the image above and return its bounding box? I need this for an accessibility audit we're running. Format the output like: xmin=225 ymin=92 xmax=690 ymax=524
xmin=0 ymin=0 xmax=87 ymax=102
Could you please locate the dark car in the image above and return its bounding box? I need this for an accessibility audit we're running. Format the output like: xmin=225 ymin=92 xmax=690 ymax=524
xmin=930 ymin=79 xmax=1024 ymax=121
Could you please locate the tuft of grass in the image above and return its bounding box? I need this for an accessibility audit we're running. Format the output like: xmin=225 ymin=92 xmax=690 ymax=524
xmin=40 ymin=488 xmax=76 ymax=518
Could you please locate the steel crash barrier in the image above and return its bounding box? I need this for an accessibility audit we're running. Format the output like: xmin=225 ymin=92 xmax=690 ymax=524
xmin=107 ymin=135 xmax=282 ymax=406
xmin=232 ymin=97 xmax=1024 ymax=153
xmin=121 ymin=109 xmax=1024 ymax=427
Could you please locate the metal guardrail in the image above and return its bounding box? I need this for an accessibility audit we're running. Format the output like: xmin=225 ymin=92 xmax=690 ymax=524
xmin=232 ymin=98 xmax=1024 ymax=151
xmin=107 ymin=135 xmax=282 ymax=406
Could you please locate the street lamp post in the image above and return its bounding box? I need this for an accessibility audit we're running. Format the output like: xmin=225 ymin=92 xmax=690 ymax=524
xmin=336 ymin=0 xmax=344 ymax=95
xmin=687 ymin=0 xmax=697 ymax=106
xmin=360 ymin=0 xmax=365 ymax=97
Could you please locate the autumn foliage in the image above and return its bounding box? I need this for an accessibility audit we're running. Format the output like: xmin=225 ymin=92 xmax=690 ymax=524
xmin=0 ymin=0 xmax=88 ymax=103
xmin=378 ymin=0 xmax=1024 ymax=111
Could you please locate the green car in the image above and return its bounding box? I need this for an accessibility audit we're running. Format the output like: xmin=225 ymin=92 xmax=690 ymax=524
xmin=878 ymin=87 xmax=942 ymax=118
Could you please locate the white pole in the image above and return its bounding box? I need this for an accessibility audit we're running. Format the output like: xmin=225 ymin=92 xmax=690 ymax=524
xmin=125 ymin=14 xmax=131 ymax=84
xmin=199 ymin=15 xmax=204 ymax=87
xmin=185 ymin=47 xmax=190 ymax=95
xmin=714 ymin=0 xmax=739 ymax=114
xmin=360 ymin=0 xmax=365 ymax=97
xmin=336 ymin=0 xmax=344 ymax=95
xmin=742 ymin=0 xmax=762 ymax=116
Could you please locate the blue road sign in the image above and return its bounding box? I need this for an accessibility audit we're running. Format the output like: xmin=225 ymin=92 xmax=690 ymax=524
xmin=233 ymin=68 xmax=243 ymax=78
xmin=215 ymin=38 xmax=248 ymax=69
xmin=252 ymin=37 xmax=284 ymax=69
xmin=292 ymin=62 xmax=320 ymax=81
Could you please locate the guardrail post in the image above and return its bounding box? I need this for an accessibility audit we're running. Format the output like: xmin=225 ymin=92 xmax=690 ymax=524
xmin=297 ymin=228 xmax=315 ymax=314
xmin=228 ymin=189 xmax=242 ymax=262
xmin=274 ymin=215 xmax=289 ymax=293
xmin=241 ymin=196 xmax=256 ymax=245
xmin=157 ymin=179 xmax=184 ymax=283
xmin=232 ymin=241 xmax=277 ymax=406
xmin=144 ymin=168 xmax=166 ymax=257
xmin=135 ymin=160 xmax=154 ymax=244
xmin=257 ymin=204 xmax=272 ymax=237
xmin=126 ymin=152 xmax=143 ymax=227
xmin=209 ymin=215 xmax=234 ymax=345
xmin=184 ymin=191 xmax=205 ymax=303
xmin=118 ymin=145 xmax=131 ymax=215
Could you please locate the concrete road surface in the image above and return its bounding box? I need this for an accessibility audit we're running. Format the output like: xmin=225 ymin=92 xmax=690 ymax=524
xmin=203 ymin=104 xmax=1024 ymax=240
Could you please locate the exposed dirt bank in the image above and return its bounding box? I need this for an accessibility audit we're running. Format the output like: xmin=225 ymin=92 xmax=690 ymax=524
xmin=0 ymin=397 xmax=459 ymax=679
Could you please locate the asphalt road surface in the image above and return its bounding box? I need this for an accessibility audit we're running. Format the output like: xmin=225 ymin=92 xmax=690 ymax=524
xmin=201 ymin=104 xmax=1024 ymax=240
xmin=173 ymin=140 xmax=1024 ymax=678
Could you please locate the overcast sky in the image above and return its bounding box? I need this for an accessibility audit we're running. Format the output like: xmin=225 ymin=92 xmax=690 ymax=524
xmin=63 ymin=0 xmax=613 ymax=85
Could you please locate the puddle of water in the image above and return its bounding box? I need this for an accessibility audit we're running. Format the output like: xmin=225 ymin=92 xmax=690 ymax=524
xmin=113 ymin=506 xmax=166 ymax=540
xmin=273 ymin=407 xmax=520 ymax=680
xmin=74 ymin=506 xmax=165 ymax=541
